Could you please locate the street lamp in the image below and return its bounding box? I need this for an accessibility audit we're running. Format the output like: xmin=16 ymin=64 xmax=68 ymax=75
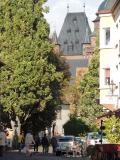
xmin=109 ymin=80 xmax=117 ymax=95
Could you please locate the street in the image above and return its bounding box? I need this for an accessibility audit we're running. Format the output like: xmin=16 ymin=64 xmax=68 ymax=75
xmin=0 ymin=146 xmax=90 ymax=160
xmin=0 ymin=151 xmax=90 ymax=160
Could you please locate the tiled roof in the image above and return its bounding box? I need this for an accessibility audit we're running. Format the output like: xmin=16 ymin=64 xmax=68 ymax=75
xmin=58 ymin=12 xmax=91 ymax=56
xmin=98 ymin=0 xmax=118 ymax=12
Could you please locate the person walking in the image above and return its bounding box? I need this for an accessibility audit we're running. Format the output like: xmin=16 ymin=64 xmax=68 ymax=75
xmin=34 ymin=134 xmax=40 ymax=152
xmin=18 ymin=132 xmax=24 ymax=152
xmin=41 ymin=134 xmax=49 ymax=154
xmin=25 ymin=131 xmax=35 ymax=156
xmin=51 ymin=136 xmax=57 ymax=154
xmin=0 ymin=126 xmax=6 ymax=157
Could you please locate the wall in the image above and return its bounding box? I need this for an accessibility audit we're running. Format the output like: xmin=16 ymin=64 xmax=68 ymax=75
xmin=55 ymin=104 xmax=70 ymax=136
xmin=99 ymin=10 xmax=120 ymax=109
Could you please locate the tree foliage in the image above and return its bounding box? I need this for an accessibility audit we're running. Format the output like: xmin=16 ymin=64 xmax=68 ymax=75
xmin=78 ymin=40 xmax=103 ymax=125
xmin=104 ymin=116 xmax=120 ymax=143
xmin=62 ymin=81 xmax=80 ymax=116
xmin=0 ymin=0 xmax=70 ymax=129
xmin=63 ymin=117 xmax=90 ymax=136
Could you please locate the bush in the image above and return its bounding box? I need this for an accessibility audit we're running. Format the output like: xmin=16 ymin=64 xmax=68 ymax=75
xmin=104 ymin=115 xmax=120 ymax=143
xmin=63 ymin=117 xmax=90 ymax=136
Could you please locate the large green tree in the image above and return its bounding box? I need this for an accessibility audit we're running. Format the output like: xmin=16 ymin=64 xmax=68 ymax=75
xmin=0 ymin=0 xmax=69 ymax=130
xmin=78 ymin=40 xmax=103 ymax=126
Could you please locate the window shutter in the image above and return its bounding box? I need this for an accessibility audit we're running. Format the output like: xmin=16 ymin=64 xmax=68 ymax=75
xmin=105 ymin=68 xmax=110 ymax=77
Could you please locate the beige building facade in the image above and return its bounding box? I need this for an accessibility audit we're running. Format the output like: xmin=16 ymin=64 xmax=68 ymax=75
xmin=98 ymin=0 xmax=120 ymax=111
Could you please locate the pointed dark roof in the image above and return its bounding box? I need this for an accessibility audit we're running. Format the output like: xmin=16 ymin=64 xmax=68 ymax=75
xmin=58 ymin=12 xmax=91 ymax=56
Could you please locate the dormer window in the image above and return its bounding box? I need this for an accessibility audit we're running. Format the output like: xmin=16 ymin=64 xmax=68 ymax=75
xmin=75 ymin=40 xmax=79 ymax=44
xmin=67 ymin=28 xmax=71 ymax=33
xmin=75 ymin=28 xmax=79 ymax=33
xmin=67 ymin=42 xmax=74 ymax=51
xmin=64 ymin=40 xmax=67 ymax=44
xmin=73 ymin=17 xmax=77 ymax=24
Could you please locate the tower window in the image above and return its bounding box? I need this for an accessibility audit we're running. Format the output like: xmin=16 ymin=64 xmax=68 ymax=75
xmin=67 ymin=29 xmax=71 ymax=33
xmin=64 ymin=40 xmax=67 ymax=44
xmin=75 ymin=28 xmax=79 ymax=33
xmin=73 ymin=17 xmax=77 ymax=24
xmin=75 ymin=40 xmax=79 ymax=44
xmin=67 ymin=42 xmax=74 ymax=51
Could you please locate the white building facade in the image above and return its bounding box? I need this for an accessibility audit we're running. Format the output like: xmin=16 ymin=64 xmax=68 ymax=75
xmin=99 ymin=0 xmax=120 ymax=110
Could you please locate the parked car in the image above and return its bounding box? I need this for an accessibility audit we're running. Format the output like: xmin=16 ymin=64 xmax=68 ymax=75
xmin=56 ymin=136 xmax=81 ymax=156
xmin=84 ymin=132 xmax=108 ymax=156
xmin=75 ymin=137 xmax=85 ymax=146
xmin=85 ymin=132 xmax=101 ymax=147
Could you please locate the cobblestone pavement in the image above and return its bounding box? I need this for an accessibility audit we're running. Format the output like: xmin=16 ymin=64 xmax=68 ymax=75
xmin=0 ymin=151 xmax=90 ymax=160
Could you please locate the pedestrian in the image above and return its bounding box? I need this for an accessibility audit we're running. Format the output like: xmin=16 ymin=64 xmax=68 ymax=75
xmin=34 ymin=134 xmax=40 ymax=152
xmin=24 ymin=131 xmax=35 ymax=156
xmin=41 ymin=134 xmax=49 ymax=154
xmin=51 ymin=136 xmax=57 ymax=154
xmin=18 ymin=131 xmax=24 ymax=152
xmin=0 ymin=126 xmax=6 ymax=157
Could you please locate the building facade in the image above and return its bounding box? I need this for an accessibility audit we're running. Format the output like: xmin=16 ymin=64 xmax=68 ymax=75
xmin=50 ymin=11 xmax=100 ymax=135
xmin=98 ymin=0 xmax=120 ymax=111
xmin=58 ymin=12 xmax=91 ymax=78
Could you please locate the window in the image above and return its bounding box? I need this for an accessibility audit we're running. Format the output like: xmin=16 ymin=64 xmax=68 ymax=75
xmin=64 ymin=40 xmax=67 ymax=44
xmin=105 ymin=68 xmax=110 ymax=85
xmin=116 ymin=23 xmax=118 ymax=28
xmin=119 ymin=40 xmax=120 ymax=54
xmin=67 ymin=28 xmax=71 ymax=33
xmin=73 ymin=17 xmax=77 ymax=24
xmin=104 ymin=28 xmax=110 ymax=45
xmin=67 ymin=42 xmax=74 ymax=51
xmin=75 ymin=40 xmax=79 ymax=44
xmin=75 ymin=28 xmax=79 ymax=33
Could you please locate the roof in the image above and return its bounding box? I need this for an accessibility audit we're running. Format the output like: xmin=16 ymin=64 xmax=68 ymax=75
xmin=97 ymin=109 xmax=120 ymax=119
xmin=92 ymin=15 xmax=100 ymax=22
xmin=98 ymin=0 xmax=119 ymax=14
xmin=102 ymin=104 xmax=116 ymax=111
xmin=98 ymin=0 xmax=108 ymax=11
xmin=58 ymin=12 xmax=91 ymax=56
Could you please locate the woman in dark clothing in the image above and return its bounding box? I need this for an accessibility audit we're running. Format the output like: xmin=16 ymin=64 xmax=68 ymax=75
xmin=34 ymin=134 xmax=40 ymax=152
xmin=51 ymin=136 xmax=57 ymax=154
xmin=41 ymin=134 xmax=49 ymax=154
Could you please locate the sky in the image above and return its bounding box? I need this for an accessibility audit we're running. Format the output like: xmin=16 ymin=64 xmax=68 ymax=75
xmin=44 ymin=0 xmax=103 ymax=36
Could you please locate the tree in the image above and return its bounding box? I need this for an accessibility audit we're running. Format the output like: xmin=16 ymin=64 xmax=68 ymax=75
xmin=78 ymin=39 xmax=103 ymax=126
xmin=62 ymin=82 xmax=80 ymax=116
xmin=63 ymin=117 xmax=90 ymax=136
xmin=104 ymin=116 xmax=120 ymax=143
xmin=0 ymin=0 xmax=70 ymax=131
